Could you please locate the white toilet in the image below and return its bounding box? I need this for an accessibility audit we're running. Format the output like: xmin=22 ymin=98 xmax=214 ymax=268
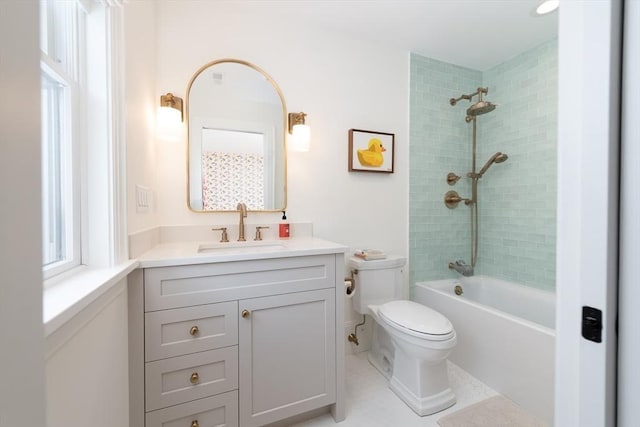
xmin=349 ymin=255 xmax=457 ymax=416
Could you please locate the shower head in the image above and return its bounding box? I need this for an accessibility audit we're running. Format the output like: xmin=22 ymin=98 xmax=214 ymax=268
xmin=478 ymin=152 xmax=508 ymax=177
xmin=466 ymin=100 xmax=497 ymax=117
xmin=451 ymin=87 xmax=497 ymax=120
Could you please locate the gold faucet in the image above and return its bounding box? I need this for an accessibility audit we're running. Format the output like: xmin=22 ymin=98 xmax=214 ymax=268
xmin=236 ymin=202 xmax=247 ymax=241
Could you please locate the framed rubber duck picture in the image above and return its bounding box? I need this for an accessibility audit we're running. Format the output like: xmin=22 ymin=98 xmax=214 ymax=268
xmin=348 ymin=128 xmax=395 ymax=173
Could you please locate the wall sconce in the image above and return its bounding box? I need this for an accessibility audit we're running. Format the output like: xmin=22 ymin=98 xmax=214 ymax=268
xmin=288 ymin=112 xmax=310 ymax=152
xmin=158 ymin=92 xmax=183 ymax=142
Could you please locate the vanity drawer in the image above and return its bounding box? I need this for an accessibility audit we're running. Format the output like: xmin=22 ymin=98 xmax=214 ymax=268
xmin=145 ymin=346 xmax=238 ymax=411
xmin=145 ymin=390 xmax=238 ymax=427
xmin=145 ymin=302 xmax=238 ymax=362
xmin=144 ymin=255 xmax=336 ymax=311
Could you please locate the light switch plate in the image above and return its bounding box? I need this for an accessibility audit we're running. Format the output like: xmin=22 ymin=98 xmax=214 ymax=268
xmin=136 ymin=185 xmax=152 ymax=213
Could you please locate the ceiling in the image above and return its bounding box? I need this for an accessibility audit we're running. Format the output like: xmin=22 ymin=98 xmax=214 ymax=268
xmin=259 ymin=0 xmax=558 ymax=70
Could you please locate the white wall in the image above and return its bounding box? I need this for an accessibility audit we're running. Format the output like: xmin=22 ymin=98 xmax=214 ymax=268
xmin=45 ymin=280 xmax=129 ymax=427
xmin=150 ymin=1 xmax=410 ymax=261
xmin=0 ymin=1 xmax=46 ymax=426
xmin=125 ymin=0 xmax=160 ymax=234
xmin=121 ymin=0 xmax=410 ymax=346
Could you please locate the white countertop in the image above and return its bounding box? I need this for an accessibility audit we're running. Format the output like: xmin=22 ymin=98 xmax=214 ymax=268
xmin=137 ymin=237 xmax=348 ymax=268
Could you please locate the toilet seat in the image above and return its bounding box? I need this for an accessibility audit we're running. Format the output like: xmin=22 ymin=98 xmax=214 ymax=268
xmin=378 ymin=300 xmax=455 ymax=341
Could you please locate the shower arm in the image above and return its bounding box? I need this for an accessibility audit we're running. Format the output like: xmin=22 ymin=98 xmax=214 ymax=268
xmin=449 ymin=87 xmax=488 ymax=106
xmin=449 ymin=93 xmax=472 ymax=105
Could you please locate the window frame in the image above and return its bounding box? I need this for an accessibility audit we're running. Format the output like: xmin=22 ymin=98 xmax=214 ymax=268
xmin=40 ymin=0 xmax=86 ymax=280
xmin=41 ymin=0 xmax=128 ymax=285
xmin=40 ymin=63 xmax=81 ymax=277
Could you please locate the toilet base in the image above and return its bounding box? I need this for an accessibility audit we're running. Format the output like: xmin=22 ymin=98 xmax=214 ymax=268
xmin=367 ymin=320 xmax=394 ymax=380
xmin=367 ymin=350 xmax=392 ymax=380
xmin=388 ymin=346 xmax=456 ymax=416
xmin=389 ymin=376 xmax=456 ymax=416
xmin=365 ymin=303 xmax=457 ymax=416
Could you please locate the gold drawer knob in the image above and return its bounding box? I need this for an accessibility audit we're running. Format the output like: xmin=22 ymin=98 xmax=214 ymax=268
xmin=241 ymin=309 xmax=250 ymax=318
xmin=190 ymin=372 xmax=199 ymax=384
xmin=189 ymin=326 xmax=199 ymax=336
xmin=191 ymin=421 xmax=199 ymax=427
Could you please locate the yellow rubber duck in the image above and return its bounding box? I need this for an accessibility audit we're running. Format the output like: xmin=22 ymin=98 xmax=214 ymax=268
xmin=357 ymin=138 xmax=386 ymax=167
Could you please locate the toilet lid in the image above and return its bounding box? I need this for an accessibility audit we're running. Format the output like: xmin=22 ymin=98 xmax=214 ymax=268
xmin=378 ymin=300 xmax=453 ymax=337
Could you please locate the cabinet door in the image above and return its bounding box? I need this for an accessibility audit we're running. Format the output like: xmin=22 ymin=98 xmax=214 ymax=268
xmin=239 ymin=288 xmax=336 ymax=427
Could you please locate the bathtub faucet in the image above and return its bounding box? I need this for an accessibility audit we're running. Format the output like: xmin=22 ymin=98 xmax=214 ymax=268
xmin=448 ymin=260 xmax=474 ymax=277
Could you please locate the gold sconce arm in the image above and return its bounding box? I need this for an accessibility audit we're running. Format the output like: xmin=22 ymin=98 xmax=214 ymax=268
xmin=160 ymin=92 xmax=183 ymax=121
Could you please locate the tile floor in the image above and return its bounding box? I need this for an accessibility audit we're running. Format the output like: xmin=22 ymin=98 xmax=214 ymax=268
xmin=291 ymin=352 xmax=499 ymax=427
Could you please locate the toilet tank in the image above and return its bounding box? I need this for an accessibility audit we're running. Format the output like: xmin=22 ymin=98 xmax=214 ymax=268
xmin=348 ymin=255 xmax=406 ymax=314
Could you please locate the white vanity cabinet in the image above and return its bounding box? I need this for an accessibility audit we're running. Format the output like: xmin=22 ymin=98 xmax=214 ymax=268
xmin=129 ymin=252 xmax=345 ymax=427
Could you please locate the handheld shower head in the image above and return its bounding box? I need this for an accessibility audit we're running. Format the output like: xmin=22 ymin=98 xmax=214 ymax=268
xmin=494 ymin=152 xmax=508 ymax=163
xmin=478 ymin=152 xmax=508 ymax=177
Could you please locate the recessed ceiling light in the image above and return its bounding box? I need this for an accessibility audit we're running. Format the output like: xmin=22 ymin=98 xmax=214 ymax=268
xmin=536 ymin=0 xmax=559 ymax=15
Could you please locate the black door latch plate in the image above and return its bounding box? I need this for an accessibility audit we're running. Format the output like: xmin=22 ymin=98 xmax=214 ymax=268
xmin=582 ymin=306 xmax=602 ymax=343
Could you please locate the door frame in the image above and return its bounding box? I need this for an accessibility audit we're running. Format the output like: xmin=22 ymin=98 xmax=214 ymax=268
xmin=555 ymin=1 xmax=622 ymax=426
xmin=617 ymin=0 xmax=640 ymax=425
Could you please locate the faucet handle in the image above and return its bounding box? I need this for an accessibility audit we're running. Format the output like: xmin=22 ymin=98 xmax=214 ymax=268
xmin=254 ymin=226 xmax=270 ymax=241
xmin=211 ymin=227 xmax=229 ymax=243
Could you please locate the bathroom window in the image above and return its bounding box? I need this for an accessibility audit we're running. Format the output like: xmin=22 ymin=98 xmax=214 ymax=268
xmin=40 ymin=0 xmax=127 ymax=281
xmin=40 ymin=0 xmax=84 ymax=278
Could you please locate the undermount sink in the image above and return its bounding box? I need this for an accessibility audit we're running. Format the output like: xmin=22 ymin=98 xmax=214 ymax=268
xmin=197 ymin=240 xmax=287 ymax=254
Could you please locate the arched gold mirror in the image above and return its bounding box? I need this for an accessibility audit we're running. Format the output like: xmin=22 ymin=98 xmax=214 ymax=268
xmin=187 ymin=59 xmax=287 ymax=211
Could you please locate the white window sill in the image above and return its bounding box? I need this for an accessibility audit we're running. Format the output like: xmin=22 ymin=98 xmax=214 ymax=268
xmin=43 ymin=260 xmax=139 ymax=337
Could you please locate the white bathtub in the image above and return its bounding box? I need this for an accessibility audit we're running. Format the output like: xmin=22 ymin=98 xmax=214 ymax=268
xmin=414 ymin=276 xmax=555 ymax=426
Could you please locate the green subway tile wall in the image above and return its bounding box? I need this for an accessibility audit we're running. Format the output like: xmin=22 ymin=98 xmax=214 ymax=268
xmin=409 ymin=55 xmax=482 ymax=291
xmin=409 ymin=38 xmax=557 ymax=293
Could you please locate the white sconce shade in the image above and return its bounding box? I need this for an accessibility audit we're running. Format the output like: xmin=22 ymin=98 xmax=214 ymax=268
xmin=536 ymin=0 xmax=559 ymax=14
xmin=157 ymin=106 xmax=182 ymax=142
xmin=288 ymin=112 xmax=310 ymax=152
xmin=291 ymin=123 xmax=311 ymax=152
xmin=158 ymin=92 xmax=183 ymax=142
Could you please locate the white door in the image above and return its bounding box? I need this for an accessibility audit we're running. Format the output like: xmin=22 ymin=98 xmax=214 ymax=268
xmin=617 ymin=1 xmax=640 ymax=425
xmin=556 ymin=1 xmax=622 ymax=426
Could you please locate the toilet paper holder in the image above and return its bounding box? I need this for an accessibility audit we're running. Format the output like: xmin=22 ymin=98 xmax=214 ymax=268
xmin=345 ymin=269 xmax=357 ymax=296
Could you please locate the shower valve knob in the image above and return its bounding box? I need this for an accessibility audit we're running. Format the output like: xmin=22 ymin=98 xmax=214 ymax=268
xmin=444 ymin=190 xmax=470 ymax=209
xmin=446 ymin=173 xmax=461 ymax=185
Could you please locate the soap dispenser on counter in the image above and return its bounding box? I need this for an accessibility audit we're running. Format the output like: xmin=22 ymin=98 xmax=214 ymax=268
xmin=279 ymin=211 xmax=290 ymax=239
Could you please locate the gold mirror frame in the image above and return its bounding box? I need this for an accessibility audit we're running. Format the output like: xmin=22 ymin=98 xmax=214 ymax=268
xmin=186 ymin=59 xmax=287 ymax=212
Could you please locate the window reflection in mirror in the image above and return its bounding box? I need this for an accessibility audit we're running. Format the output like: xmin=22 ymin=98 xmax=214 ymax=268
xmin=187 ymin=60 xmax=286 ymax=212
xmin=198 ymin=128 xmax=276 ymax=210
